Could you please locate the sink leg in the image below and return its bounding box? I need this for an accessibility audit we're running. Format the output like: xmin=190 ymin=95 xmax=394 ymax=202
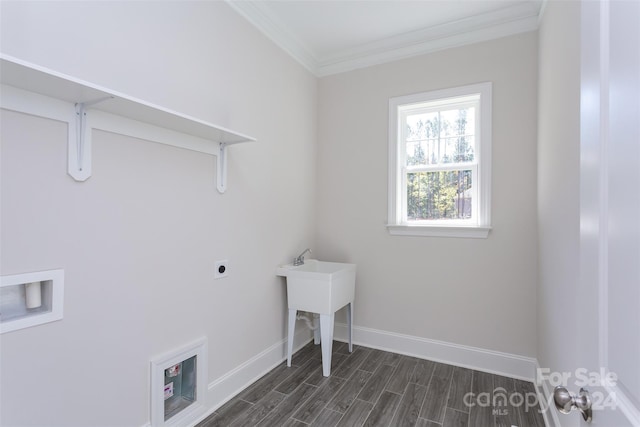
xmin=314 ymin=314 xmax=321 ymax=345
xmin=319 ymin=313 xmax=334 ymax=377
xmin=287 ymin=308 xmax=296 ymax=367
xmin=347 ymin=302 xmax=353 ymax=353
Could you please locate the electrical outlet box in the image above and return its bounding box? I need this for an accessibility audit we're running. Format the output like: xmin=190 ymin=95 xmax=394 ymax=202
xmin=214 ymin=260 xmax=228 ymax=279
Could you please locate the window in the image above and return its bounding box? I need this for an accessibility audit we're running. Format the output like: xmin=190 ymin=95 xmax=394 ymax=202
xmin=388 ymin=83 xmax=492 ymax=238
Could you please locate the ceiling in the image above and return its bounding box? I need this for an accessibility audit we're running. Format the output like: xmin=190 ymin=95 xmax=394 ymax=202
xmin=227 ymin=0 xmax=543 ymax=77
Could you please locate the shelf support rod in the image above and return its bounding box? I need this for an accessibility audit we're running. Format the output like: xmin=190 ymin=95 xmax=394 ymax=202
xmin=217 ymin=142 xmax=228 ymax=193
xmin=69 ymin=96 xmax=112 ymax=182
xmin=74 ymin=102 xmax=88 ymax=174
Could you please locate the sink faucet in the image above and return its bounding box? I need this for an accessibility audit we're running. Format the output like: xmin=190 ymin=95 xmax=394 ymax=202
xmin=293 ymin=248 xmax=311 ymax=266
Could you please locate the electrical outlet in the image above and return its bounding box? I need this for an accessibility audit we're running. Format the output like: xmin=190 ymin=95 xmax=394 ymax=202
xmin=214 ymin=260 xmax=228 ymax=279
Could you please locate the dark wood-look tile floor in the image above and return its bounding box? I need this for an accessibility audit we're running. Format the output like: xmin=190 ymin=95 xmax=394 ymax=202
xmin=197 ymin=341 xmax=546 ymax=427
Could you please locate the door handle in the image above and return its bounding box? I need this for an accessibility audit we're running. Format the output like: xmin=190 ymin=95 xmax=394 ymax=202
xmin=553 ymin=386 xmax=593 ymax=422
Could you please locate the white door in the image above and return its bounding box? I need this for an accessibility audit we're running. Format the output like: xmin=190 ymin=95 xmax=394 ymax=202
xmin=572 ymin=0 xmax=640 ymax=425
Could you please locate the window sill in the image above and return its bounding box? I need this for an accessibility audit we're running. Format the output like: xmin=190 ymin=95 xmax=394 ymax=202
xmin=386 ymin=224 xmax=491 ymax=238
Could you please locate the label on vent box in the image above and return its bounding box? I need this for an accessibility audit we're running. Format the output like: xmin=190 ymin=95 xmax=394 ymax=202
xmin=164 ymin=382 xmax=174 ymax=400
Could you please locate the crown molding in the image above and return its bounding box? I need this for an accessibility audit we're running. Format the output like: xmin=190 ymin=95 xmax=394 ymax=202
xmin=225 ymin=0 xmax=318 ymax=74
xmin=537 ymin=0 xmax=550 ymax=26
xmin=226 ymin=1 xmax=543 ymax=77
xmin=316 ymin=2 xmax=541 ymax=76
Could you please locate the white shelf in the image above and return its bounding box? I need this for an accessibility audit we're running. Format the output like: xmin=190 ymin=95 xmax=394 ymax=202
xmin=0 ymin=54 xmax=256 ymax=192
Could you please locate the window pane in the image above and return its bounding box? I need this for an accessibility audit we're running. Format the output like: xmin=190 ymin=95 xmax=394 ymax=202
xmin=454 ymin=135 xmax=474 ymax=162
xmin=405 ymin=107 xmax=475 ymax=166
xmin=406 ymin=170 xmax=473 ymax=220
xmin=406 ymin=112 xmax=439 ymax=141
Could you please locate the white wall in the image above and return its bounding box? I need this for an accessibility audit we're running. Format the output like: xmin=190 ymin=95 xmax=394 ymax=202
xmin=316 ymin=32 xmax=539 ymax=358
xmin=537 ymin=2 xmax=581 ymax=425
xmin=0 ymin=2 xmax=316 ymax=426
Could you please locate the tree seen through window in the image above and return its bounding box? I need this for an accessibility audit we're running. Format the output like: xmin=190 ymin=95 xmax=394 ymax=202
xmin=405 ymin=107 xmax=474 ymax=220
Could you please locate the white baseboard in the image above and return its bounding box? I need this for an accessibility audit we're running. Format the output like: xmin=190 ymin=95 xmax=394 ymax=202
xmin=168 ymin=323 xmax=542 ymax=427
xmin=332 ymin=322 xmax=538 ymax=382
xmin=187 ymin=328 xmax=313 ymax=427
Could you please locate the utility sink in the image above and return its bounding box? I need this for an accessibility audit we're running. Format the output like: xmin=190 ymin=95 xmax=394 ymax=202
xmin=276 ymin=260 xmax=356 ymax=314
xmin=276 ymin=259 xmax=356 ymax=377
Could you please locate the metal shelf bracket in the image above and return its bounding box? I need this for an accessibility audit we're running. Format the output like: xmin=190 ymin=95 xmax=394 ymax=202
xmin=217 ymin=143 xmax=228 ymax=193
xmin=69 ymin=96 xmax=112 ymax=181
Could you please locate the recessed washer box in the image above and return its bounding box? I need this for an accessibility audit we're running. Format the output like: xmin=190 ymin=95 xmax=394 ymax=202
xmin=150 ymin=338 xmax=207 ymax=426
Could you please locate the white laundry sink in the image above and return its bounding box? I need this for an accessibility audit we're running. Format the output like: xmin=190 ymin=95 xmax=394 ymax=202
xmin=276 ymin=259 xmax=356 ymax=377
xmin=276 ymin=259 xmax=356 ymax=314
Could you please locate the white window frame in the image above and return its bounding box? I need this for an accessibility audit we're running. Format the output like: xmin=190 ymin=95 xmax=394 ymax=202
xmin=387 ymin=82 xmax=492 ymax=238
